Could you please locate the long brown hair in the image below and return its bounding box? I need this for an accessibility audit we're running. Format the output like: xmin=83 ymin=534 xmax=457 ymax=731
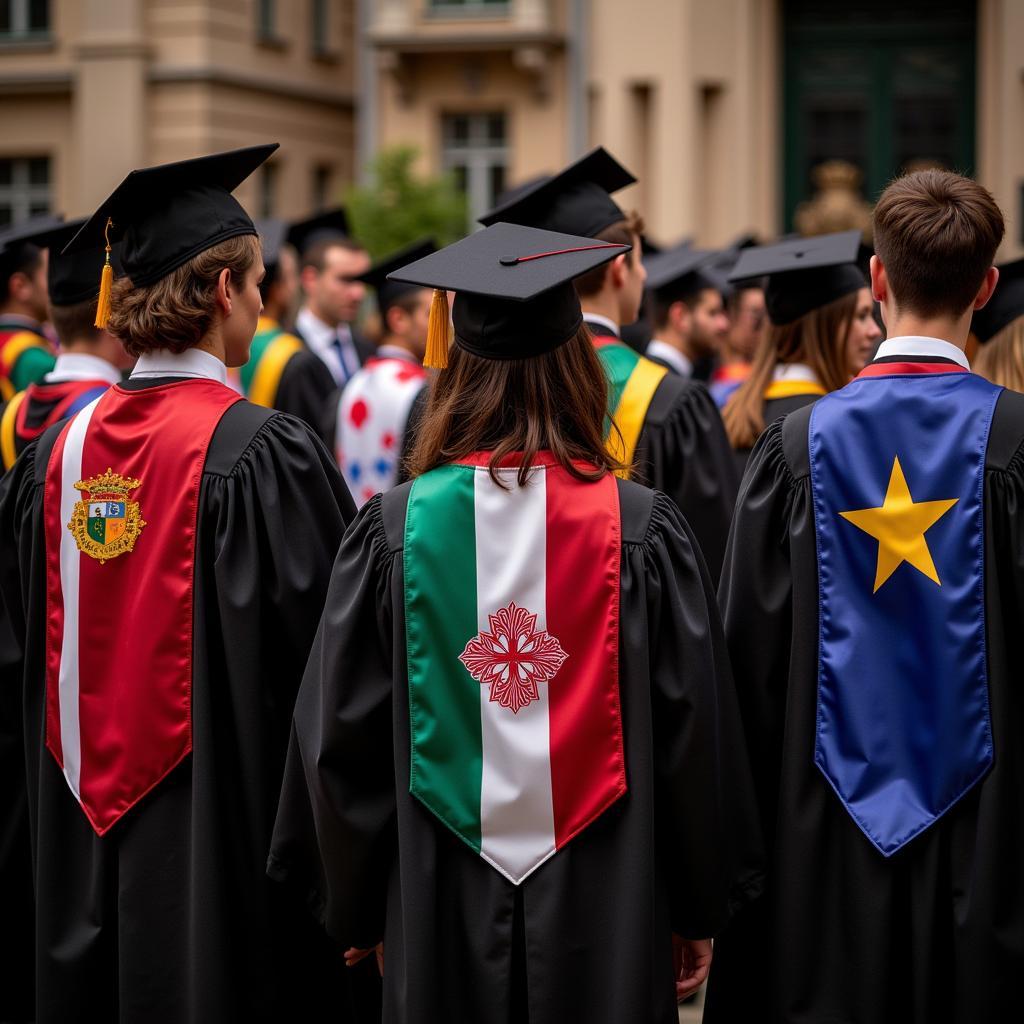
xmin=974 ymin=315 xmax=1024 ymax=393
xmin=722 ymin=289 xmax=859 ymax=450
xmin=408 ymin=325 xmax=626 ymax=487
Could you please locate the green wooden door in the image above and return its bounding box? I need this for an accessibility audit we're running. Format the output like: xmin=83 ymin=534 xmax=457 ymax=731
xmin=783 ymin=0 xmax=976 ymax=230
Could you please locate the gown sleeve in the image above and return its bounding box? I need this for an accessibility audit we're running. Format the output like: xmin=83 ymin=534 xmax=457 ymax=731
xmin=702 ymin=419 xmax=806 ymax=1019
xmin=267 ymin=494 xmax=397 ymax=951
xmin=274 ymin=350 xmax=338 ymax=445
xmin=635 ymin=377 xmax=739 ymax=583
xmin=717 ymin=419 xmax=803 ymax=836
xmin=636 ymin=489 xmax=764 ymax=939
xmin=0 ymin=444 xmax=45 ymax=1021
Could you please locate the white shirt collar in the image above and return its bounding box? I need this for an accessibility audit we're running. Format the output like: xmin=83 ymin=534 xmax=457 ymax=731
xmin=375 ymin=343 xmax=418 ymax=364
xmin=646 ymin=339 xmax=693 ymax=378
xmin=874 ymin=336 xmax=970 ymax=370
xmin=45 ymin=352 xmax=122 ymax=385
xmin=130 ymin=347 xmax=228 ymax=384
xmin=581 ymin=312 xmax=621 ymax=338
xmin=296 ymin=306 xmax=352 ymax=353
xmin=772 ymin=362 xmax=819 ymax=383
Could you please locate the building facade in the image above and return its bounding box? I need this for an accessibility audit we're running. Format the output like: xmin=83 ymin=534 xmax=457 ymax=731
xmin=0 ymin=0 xmax=356 ymax=225
xmin=1 ymin=0 xmax=1022 ymax=256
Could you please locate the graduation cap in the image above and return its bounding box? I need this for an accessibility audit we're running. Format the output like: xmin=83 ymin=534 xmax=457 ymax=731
xmin=287 ymin=207 xmax=351 ymax=258
xmin=0 ymin=214 xmax=64 ymax=283
xmin=64 ymin=144 xmax=277 ymax=326
xmin=645 ymin=245 xmax=723 ymax=305
xmin=972 ymin=258 xmax=1024 ymax=344
xmin=21 ymin=217 xmax=124 ymax=307
xmin=729 ymin=229 xmax=866 ymax=325
xmin=256 ymin=218 xmax=291 ymax=270
xmin=357 ymin=238 xmax=437 ymax=320
xmin=478 ymin=147 xmax=636 ymax=237
xmin=387 ymin=221 xmax=630 ymax=368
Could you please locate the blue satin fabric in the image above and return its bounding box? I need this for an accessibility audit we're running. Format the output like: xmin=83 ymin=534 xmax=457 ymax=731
xmin=809 ymin=370 xmax=1001 ymax=855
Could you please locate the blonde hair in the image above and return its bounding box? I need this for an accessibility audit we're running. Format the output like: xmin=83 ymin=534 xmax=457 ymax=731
xmin=108 ymin=234 xmax=261 ymax=357
xmin=722 ymin=290 xmax=859 ymax=450
xmin=974 ymin=315 xmax=1024 ymax=393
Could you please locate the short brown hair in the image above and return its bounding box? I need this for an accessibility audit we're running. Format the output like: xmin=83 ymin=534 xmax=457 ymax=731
xmin=573 ymin=211 xmax=646 ymax=299
xmin=301 ymin=236 xmax=366 ymax=273
xmin=408 ymin=326 xmax=626 ymax=486
xmin=874 ymin=170 xmax=1004 ymax=319
xmin=108 ymin=234 xmax=261 ymax=357
xmin=49 ymin=299 xmax=102 ymax=347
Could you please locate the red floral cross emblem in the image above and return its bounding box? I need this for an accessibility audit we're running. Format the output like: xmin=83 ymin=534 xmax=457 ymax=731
xmin=459 ymin=602 xmax=568 ymax=714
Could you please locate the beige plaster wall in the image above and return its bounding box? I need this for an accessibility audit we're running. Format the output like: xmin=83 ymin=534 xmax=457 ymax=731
xmin=587 ymin=0 xmax=779 ymax=248
xmin=978 ymin=0 xmax=1024 ymax=259
xmin=376 ymin=49 xmax=568 ymax=185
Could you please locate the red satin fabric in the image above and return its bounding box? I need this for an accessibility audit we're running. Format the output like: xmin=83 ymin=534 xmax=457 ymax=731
xmin=44 ymin=380 xmax=240 ymax=834
xmin=544 ymin=464 xmax=625 ymax=848
xmin=857 ymin=361 xmax=969 ymax=379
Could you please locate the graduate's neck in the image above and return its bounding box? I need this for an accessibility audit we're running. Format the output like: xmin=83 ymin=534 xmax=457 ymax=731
xmin=381 ymin=333 xmax=421 ymax=361
xmin=62 ymin=332 xmax=128 ymax=372
xmin=882 ymin=302 xmax=972 ymax=352
xmin=580 ymin=293 xmax=621 ymax=330
xmin=195 ymin=328 xmax=229 ymax=367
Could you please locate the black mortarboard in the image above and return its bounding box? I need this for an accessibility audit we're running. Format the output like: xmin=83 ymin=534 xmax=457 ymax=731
xmin=729 ymin=229 xmax=865 ymax=325
xmin=287 ymin=208 xmax=351 ymax=257
xmin=256 ymin=218 xmax=290 ymax=270
xmin=64 ymin=146 xmax=275 ymax=288
xmin=22 ymin=217 xmax=124 ymax=307
xmin=646 ymin=246 xmax=724 ymax=305
xmin=478 ymin=147 xmax=636 ymax=237
xmin=357 ymin=238 xmax=437 ymax=319
xmin=0 ymin=214 xmax=64 ymax=282
xmin=972 ymin=258 xmax=1024 ymax=343
xmin=388 ymin=222 xmax=629 ymax=365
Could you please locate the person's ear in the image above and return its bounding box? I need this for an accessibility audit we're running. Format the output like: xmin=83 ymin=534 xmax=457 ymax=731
xmin=215 ymin=267 xmax=232 ymax=317
xmin=670 ymin=300 xmax=691 ymax=335
xmin=972 ymin=266 xmax=1000 ymax=310
xmin=869 ymin=254 xmax=887 ymax=305
xmin=609 ymin=254 xmax=628 ymax=290
xmin=299 ymin=264 xmax=318 ymax=296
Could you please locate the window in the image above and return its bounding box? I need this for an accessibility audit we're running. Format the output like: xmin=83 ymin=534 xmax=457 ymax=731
xmin=0 ymin=0 xmax=50 ymax=40
xmin=311 ymin=0 xmax=329 ymax=55
xmin=256 ymin=0 xmax=276 ymax=40
xmin=442 ymin=113 xmax=508 ymax=228
xmin=0 ymin=157 xmax=51 ymax=227
xmin=428 ymin=0 xmax=509 ymax=12
xmin=258 ymin=162 xmax=278 ymax=218
xmin=312 ymin=164 xmax=333 ymax=211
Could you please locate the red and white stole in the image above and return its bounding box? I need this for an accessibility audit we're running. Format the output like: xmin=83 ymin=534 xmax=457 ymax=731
xmin=44 ymin=379 xmax=240 ymax=834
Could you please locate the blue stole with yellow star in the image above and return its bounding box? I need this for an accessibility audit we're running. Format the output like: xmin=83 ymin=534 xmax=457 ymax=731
xmin=809 ymin=366 xmax=1001 ymax=855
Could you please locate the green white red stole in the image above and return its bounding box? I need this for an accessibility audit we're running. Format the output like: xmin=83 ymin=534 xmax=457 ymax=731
xmin=403 ymin=453 xmax=625 ymax=883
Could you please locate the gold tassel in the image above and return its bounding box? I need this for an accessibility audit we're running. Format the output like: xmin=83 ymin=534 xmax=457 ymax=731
xmin=94 ymin=217 xmax=114 ymax=329
xmin=424 ymin=288 xmax=451 ymax=369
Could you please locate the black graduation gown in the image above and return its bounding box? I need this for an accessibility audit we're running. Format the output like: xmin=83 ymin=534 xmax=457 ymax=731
xmin=0 ymin=378 xmax=378 ymax=1024
xmin=585 ymin=319 xmax=739 ymax=581
xmin=269 ymin=476 xmax=764 ymax=1024
xmin=732 ymin=392 xmax=821 ymax=477
xmin=273 ymin=346 xmax=338 ymax=445
xmin=320 ymin=383 xmax=428 ymax=485
xmin=704 ymin=387 xmax=1024 ymax=1024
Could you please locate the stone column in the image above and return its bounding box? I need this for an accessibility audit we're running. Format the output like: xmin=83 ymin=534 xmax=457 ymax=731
xmin=73 ymin=0 xmax=149 ymax=210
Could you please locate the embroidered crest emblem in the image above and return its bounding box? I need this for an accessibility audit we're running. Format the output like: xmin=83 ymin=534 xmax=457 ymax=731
xmin=67 ymin=468 xmax=146 ymax=564
xmin=459 ymin=602 xmax=568 ymax=713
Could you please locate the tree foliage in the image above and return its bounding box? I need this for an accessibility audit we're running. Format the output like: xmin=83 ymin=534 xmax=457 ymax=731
xmin=345 ymin=146 xmax=468 ymax=260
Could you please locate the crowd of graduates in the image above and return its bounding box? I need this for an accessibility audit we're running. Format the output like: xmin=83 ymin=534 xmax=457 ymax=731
xmin=1 ymin=139 xmax=1024 ymax=1024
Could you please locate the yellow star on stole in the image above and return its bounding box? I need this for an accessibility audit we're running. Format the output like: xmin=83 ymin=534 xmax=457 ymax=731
xmin=839 ymin=456 xmax=959 ymax=593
